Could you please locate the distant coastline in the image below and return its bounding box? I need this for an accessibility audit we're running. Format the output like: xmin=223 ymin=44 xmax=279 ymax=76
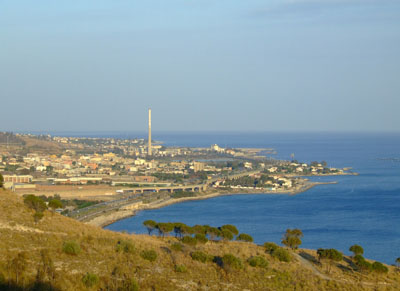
xmin=87 ymin=180 xmax=338 ymax=228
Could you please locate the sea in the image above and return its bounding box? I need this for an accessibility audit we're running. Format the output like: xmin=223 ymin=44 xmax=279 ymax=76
xmin=89 ymin=132 xmax=399 ymax=265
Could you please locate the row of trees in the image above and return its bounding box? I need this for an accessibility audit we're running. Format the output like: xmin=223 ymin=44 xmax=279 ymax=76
xmin=143 ymin=220 xmax=254 ymax=243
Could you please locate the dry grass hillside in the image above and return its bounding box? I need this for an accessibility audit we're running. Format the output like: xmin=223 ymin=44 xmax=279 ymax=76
xmin=19 ymin=136 xmax=64 ymax=154
xmin=0 ymin=189 xmax=399 ymax=290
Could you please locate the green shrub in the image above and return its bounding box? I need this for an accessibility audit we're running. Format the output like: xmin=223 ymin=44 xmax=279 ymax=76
xmin=115 ymin=240 xmax=135 ymax=254
xmin=171 ymin=242 xmax=183 ymax=252
xmin=82 ymin=272 xmax=99 ymax=288
xmin=247 ymin=256 xmax=269 ymax=268
xmin=62 ymin=241 xmax=81 ymax=256
xmin=222 ymin=254 xmax=243 ymax=270
xmin=191 ymin=251 xmax=209 ymax=263
xmin=264 ymin=242 xmax=279 ymax=253
xmin=140 ymin=250 xmax=157 ymax=262
xmin=236 ymin=233 xmax=253 ymax=242
xmin=194 ymin=233 xmax=208 ymax=244
xmin=271 ymin=248 xmax=291 ymax=262
xmin=372 ymin=261 xmax=388 ymax=274
xmin=175 ymin=264 xmax=187 ymax=273
xmin=182 ymin=235 xmax=197 ymax=246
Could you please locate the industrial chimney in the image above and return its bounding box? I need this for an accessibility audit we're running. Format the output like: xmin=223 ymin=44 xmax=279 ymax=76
xmin=148 ymin=108 xmax=152 ymax=156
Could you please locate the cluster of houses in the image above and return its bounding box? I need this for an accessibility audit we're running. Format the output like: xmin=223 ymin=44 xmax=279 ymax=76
xmin=266 ymin=162 xmax=342 ymax=175
xmin=0 ymin=144 xmax=241 ymax=191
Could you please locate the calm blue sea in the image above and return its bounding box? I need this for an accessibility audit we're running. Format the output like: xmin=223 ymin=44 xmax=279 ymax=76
xmin=102 ymin=132 xmax=399 ymax=264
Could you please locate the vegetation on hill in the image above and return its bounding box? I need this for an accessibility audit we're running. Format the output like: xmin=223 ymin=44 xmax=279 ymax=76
xmin=0 ymin=189 xmax=399 ymax=290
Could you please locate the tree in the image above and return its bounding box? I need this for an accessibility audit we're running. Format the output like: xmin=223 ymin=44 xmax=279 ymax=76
xmin=143 ymin=220 xmax=157 ymax=235
xmin=192 ymin=224 xmax=206 ymax=235
xmin=349 ymin=244 xmax=364 ymax=257
xmin=220 ymin=229 xmax=234 ymax=241
xmin=317 ymin=248 xmax=343 ymax=273
xmin=236 ymin=233 xmax=254 ymax=242
xmin=220 ymin=224 xmax=239 ymax=236
xmin=173 ymin=223 xmax=192 ymax=238
xmin=156 ymin=222 xmax=173 ymax=237
xmin=24 ymin=195 xmax=47 ymax=212
xmin=0 ymin=173 xmax=4 ymax=188
xmin=208 ymin=227 xmax=222 ymax=241
xmin=282 ymin=228 xmax=303 ymax=250
xmin=48 ymin=199 xmax=63 ymax=211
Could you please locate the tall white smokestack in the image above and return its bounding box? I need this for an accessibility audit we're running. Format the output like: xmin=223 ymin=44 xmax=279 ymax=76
xmin=148 ymin=108 xmax=152 ymax=156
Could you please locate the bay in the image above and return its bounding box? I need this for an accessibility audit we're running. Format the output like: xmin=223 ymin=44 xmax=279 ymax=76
xmin=103 ymin=132 xmax=400 ymax=264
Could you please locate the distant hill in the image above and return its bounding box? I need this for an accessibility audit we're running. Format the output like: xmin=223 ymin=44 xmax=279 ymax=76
xmin=0 ymin=132 xmax=24 ymax=145
xmin=0 ymin=189 xmax=398 ymax=290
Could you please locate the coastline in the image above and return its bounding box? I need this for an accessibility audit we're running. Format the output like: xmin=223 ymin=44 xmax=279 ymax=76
xmin=87 ymin=181 xmax=337 ymax=228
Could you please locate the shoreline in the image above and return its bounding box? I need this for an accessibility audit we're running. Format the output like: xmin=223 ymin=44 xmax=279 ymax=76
xmin=87 ymin=181 xmax=337 ymax=228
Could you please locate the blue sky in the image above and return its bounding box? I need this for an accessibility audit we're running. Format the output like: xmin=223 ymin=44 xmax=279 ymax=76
xmin=1 ymin=0 xmax=399 ymax=132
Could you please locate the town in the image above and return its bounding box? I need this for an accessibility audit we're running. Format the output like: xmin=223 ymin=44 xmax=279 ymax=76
xmin=0 ymin=130 xmax=352 ymax=225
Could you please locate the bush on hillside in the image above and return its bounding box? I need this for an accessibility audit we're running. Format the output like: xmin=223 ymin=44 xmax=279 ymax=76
xmin=62 ymin=241 xmax=81 ymax=256
xmin=247 ymin=256 xmax=269 ymax=268
xmin=221 ymin=254 xmax=243 ymax=271
xmin=271 ymin=248 xmax=291 ymax=262
xmin=354 ymin=255 xmax=372 ymax=273
xmin=264 ymin=242 xmax=279 ymax=253
xmin=191 ymin=251 xmax=212 ymax=263
xmin=372 ymin=261 xmax=388 ymax=274
xmin=140 ymin=250 xmax=157 ymax=262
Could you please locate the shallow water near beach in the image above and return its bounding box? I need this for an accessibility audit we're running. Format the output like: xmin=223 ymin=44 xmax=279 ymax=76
xmin=105 ymin=132 xmax=400 ymax=264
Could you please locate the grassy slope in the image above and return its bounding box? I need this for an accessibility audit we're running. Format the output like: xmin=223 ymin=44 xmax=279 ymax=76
xmin=0 ymin=189 xmax=399 ymax=290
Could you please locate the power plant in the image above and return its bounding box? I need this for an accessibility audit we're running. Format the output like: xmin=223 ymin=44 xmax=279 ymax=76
xmin=148 ymin=108 xmax=152 ymax=156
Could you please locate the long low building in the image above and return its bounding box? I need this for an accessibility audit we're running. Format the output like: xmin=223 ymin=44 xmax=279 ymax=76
xmin=3 ymin=175 xmax=33 ymax=183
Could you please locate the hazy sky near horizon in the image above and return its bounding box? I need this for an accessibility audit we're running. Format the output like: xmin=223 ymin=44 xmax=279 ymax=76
xmin=1 ymin=0 xmax=399 ymax=133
